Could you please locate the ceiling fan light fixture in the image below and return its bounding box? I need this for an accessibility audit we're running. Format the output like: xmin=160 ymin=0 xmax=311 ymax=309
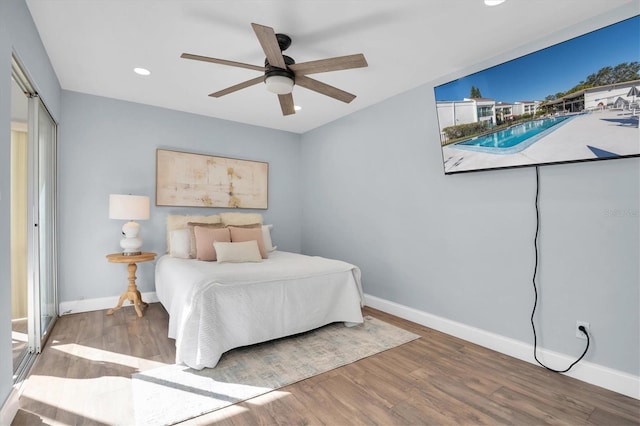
xmin=484 ymin=0 xmax=506 ymax=6
xmin=265 ymin=75 xmax=294 ymax=94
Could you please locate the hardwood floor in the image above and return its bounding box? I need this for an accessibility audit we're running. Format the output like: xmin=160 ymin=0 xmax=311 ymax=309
xmin=11 ymin=304 xmax=640 ymax=425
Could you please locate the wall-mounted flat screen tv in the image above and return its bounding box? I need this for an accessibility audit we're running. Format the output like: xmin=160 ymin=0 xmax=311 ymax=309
xmin=435 ymin=15 xmax=639 ymax=175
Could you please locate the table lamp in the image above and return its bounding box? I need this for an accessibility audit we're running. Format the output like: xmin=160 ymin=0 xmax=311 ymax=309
xmin=109 ymin=194 xmax=150 ymax=256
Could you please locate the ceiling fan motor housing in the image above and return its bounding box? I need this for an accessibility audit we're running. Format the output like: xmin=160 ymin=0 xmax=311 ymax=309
xmin=264 ymin=55 xmax=295 ymax=82
xmin=275 ymin=33 xmax=292 ymax=51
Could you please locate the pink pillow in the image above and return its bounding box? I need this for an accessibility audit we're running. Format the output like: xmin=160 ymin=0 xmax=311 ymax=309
xmin=228 ymin=226 xmax=268 ymax=259
xmin=194 ymin=226 xmax=230 ymax=261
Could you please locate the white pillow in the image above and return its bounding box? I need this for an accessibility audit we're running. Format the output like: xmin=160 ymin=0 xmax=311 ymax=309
xmin=262 ymin=224 xmax=277 ymax=252
xmin=169 ymin=229 xmax=191 ymax=258
xmin=214 ymin=240 xmax=263 ymax=263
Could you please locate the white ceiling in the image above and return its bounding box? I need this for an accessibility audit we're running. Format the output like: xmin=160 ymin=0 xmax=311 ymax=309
xmin=25 ymin=0 xmax=638 ymax=134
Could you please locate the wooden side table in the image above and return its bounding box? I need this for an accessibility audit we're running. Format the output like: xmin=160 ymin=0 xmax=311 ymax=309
xmin=106 ymin=252 xmax=156 ymax=317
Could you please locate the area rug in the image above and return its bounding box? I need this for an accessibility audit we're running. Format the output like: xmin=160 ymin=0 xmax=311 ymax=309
xmin=132 ymin=316 xmax=420 ymax=425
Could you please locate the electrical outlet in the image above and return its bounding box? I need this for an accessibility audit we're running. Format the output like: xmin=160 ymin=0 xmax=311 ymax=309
xmin=576 ymin=321 xmax=590 ymax=339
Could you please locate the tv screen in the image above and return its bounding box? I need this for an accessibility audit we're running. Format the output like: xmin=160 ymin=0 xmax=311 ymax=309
xmin=435 ymin=15 xmax=639 ymax=174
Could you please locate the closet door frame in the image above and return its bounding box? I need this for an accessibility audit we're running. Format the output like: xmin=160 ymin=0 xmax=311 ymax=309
xmin=11 ymin=54 xmax=58 ymax=381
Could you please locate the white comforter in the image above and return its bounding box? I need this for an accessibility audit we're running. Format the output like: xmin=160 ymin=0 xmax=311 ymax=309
xmin=155 ymin=251 xmax=364 ymax=369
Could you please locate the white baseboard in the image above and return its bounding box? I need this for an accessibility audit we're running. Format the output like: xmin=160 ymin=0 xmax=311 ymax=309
xmin=364 ymin=294 xmax=640 ymax=400
xmin=0 ymin=386 xmax=20 ymax=426
xmin=59 ymin=292 xmax=159 ymax=315
xmin=57 ymin=291 xmax=639 ymax=398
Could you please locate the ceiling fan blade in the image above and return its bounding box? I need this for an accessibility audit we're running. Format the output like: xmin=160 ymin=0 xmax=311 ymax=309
xmin=251 ymin=23 xmax=287 ymax=69
xmin=278 ymin=93 xmax=295 ymax=116
xmin=181 ymin=53 xmax=265 ymax=72
xmin=208 ymin=76 xmax=264 ymax=98
xmin=295 ymin=75 xmax=356 ymax=103
xmin=289 ymin=54 xmax=368 ymax=76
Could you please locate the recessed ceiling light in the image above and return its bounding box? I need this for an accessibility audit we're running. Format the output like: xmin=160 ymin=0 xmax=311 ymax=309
xmin=133 ymin=67 xmax=151 ymax=76
xmin=294 ymin=105 xmax=302 ymax=111
xmin=484 ymin=0 xmax=506 ymax=5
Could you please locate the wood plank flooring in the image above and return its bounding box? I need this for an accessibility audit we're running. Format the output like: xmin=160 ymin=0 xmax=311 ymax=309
xmin=10 ymin=304 xmax=640 ymax=425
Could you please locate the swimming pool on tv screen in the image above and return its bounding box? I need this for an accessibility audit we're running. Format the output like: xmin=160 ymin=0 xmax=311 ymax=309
xmin=454 ymin=115 xmax=574 ymax=154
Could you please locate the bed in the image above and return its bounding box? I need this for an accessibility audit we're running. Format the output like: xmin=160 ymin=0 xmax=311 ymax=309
xmin=155 ymin=213 xmax=364 ymax=369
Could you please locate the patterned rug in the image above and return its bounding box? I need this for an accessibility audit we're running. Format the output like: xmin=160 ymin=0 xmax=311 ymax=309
xmin=132 ymin=316 xmax=420 ymax=425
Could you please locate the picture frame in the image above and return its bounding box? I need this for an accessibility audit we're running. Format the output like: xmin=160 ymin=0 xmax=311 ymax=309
xmin=156 ymin=149 xmax=268 ymax=209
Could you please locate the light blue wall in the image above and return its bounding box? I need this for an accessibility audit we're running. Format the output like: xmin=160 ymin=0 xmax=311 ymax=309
xmin=300 ymin=68 xmax=639 ymax=375
xmin=58 ymin=91 xmax=301 ymax=303
xmin=1 ymin=0 xmax=638 ymax=412
xmin=0 ymin=0 xmax=62 ymax=410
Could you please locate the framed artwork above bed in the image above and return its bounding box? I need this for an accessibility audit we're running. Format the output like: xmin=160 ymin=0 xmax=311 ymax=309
xmin=156 ymin=149 xmax=268 ymax=209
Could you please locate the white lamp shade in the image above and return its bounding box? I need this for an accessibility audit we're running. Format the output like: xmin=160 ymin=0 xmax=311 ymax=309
xmin=265 ymin=75 xmax=294 ymax=94
xmin=109 ymin=194 xmax=150 ymax=220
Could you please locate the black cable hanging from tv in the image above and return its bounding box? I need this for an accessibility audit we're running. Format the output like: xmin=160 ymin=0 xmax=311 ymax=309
xmin=530 ymin=166 xmax=590 ymax=373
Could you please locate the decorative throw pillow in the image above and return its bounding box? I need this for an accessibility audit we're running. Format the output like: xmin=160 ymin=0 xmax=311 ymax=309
xmin=220 ymin=212 xmax=263 ymax=227
xmin=187 ymin=222 xmax=226 ymax=228
xmin=227 ymin=223 xmax=262 ymax=229
xmin=194 ymin=226 xmax=230 ymax=261
xmin=166 ymin=214 xmax=222 ymax=254
xmin=187 ymin=222 xmax=225 ymax=257
xmin=228 ymin=226 xmax=268 ymax=259
xmin=214 ymin=241 xmax=263 ymax=263
xmin=169 ymin=229 xmax=191 ymax=258
xmin=262 ymin=224 xmax=277 ymax=252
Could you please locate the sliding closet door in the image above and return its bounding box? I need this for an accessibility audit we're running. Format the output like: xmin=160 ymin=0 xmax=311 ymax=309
xmin=10 ymin=79 xmax=29 ymax=376
xmin=36 ymin=98 xmax=57 ymax=344
xmin=10 ymin=55 xmax=58 ymax=382
xmin=27 ymin=96 xmax=58 ymax=352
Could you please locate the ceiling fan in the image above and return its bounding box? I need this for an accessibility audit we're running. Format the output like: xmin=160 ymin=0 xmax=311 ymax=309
xmin=181 ymin=23 xmax=368 ymax=116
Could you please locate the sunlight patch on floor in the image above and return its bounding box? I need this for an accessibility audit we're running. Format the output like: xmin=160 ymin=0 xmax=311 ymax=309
xmin=174 ymin=392 xmax=292 ymax=425
xmin=179 ymin=403 xmax=250 ymax=425
xmin=19 ymin=343 xmax=172 ymax=424
xmin=12 ymin=331 xmax=27 ymax=342
xmin=22 ymin=375 xmax=134 ymax=425
xmin=52 ymin=343 xmax=167 ymax=370
xmin=131 ymin=364 xmax=293 ymax=424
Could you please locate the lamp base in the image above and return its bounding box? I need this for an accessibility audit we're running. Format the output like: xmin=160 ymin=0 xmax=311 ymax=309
xmin=120 ymin=221 xmax=143 ymax=256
